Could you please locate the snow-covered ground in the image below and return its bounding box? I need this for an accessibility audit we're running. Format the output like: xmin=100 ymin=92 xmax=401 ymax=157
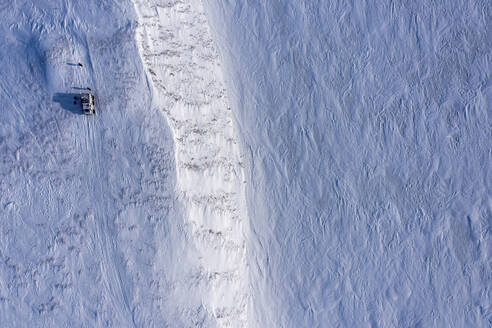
xmin=132 ymin=0 xmax=249 ymax=325
xmin=204 ymin=1 xmax=491 ymax=327
xmin=0 ymin=0 xmax=246 ymax=326
xmin=0 ymin=0 xmax=490 ymax=327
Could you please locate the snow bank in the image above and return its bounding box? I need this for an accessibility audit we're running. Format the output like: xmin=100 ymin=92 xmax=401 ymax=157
xmin=132 ymin=0 xmax=249 ymax=326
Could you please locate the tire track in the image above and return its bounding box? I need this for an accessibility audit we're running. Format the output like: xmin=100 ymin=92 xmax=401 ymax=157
xmin=80 ymin=44 xmax=136 ymax=326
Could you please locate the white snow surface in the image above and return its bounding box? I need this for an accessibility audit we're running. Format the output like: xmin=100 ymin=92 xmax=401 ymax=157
xmin=204 ymin=1 xmax=491 ymax=327
xmin=0 ymin=0 xmax=247 ymax=327
xmin=0 ymin=0 xmax=491 ymax=327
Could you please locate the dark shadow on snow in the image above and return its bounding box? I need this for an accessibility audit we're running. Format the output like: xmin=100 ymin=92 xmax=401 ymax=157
xmin=67 ymin=63 xmax=81 ymax=67
xmin=52 ymin=93 xmax=84 ymax=115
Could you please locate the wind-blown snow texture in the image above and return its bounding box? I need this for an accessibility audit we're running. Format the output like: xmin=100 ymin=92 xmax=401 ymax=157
xmin=204 ymin=1 xmax=491 ymax=327
xmin=0 ymin=0 xmax=247 ymax=327
xmin=0 ymin=0 xmax=490 ymax=327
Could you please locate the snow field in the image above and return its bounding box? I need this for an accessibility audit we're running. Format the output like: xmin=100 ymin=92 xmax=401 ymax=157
xmin=1 ymin=0 xmax=489 ymax=327
xmin=0 ymin=1 xmax=226 ymax=326
xmin=204 ymin=1 xmax=491 ymax=327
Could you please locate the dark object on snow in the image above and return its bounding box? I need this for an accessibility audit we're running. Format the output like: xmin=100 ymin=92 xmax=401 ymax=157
xmin=87 ymin=87 xmax=91 ymax=91
xmin=78 ymin=63 xmax=83 ymax=67
xmin=80 ymin=93 xmax=95 ymax=115
xmin=74 ymin=101 xmax=77 ymax=104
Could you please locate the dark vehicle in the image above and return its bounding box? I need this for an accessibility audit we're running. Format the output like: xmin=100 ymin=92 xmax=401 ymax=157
xmin=80 ymin=93 xmax=95 ymax=115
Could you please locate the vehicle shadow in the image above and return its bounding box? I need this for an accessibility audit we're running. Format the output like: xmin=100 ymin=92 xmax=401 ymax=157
xmin=53 ymin=93 xmax=83 ymax=115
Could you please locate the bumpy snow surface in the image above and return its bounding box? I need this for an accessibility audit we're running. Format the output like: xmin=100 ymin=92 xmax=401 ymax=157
xmin=0 ymin=0 xmax=490 ymax=327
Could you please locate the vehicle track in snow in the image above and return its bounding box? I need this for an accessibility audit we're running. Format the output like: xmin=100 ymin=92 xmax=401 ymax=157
xmin=132 ymin=0 xmax=250 ymax=326
xmin=83 ymin=46 xmax=137 ymax=326
xmin=68 ymin=39 xmax=136 ymax=324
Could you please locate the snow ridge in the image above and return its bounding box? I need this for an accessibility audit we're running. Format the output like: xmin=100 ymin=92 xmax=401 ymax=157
xmin=132 ymin=0 xmax=249 ymax=326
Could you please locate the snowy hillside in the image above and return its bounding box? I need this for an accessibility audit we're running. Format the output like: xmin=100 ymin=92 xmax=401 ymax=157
xmin=0 ymin=0 xmax=490 ymax=327
xmin=0 ymin=0 xmax=246 ymax=327
xmin=204 ymin=1 xmax=491 ymax=327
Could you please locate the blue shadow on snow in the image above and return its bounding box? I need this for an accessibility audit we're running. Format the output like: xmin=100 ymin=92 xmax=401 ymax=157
xmin=52 ymin=93 xmax=84 ymax=115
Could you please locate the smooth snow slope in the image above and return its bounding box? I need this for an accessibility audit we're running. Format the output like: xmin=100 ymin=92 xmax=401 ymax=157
xmin=204 ymin=1 xmax=491 ymax=327
xmin=0 ymin=0 xmax=247 ymax=327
